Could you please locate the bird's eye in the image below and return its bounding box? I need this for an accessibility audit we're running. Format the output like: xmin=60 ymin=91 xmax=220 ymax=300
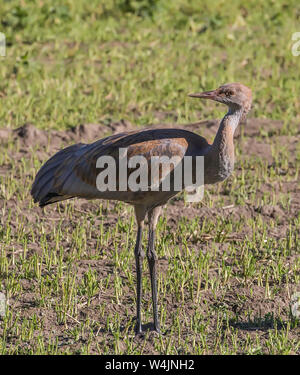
xmin=225 ymin=90 xmax=233 ymax=97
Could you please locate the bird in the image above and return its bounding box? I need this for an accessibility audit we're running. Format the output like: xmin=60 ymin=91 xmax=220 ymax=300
xmin=31 ymin=82 xmax=252 ymax=335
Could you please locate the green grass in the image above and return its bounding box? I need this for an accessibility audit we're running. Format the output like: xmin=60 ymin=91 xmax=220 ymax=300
xmin=1 ymin=0 xmax=300 ymax=129
xmin=0 ymin=0 xmax=299 ymax=355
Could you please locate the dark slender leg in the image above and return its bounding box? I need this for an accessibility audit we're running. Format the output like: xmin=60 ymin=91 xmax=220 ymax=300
xmin=147 ymin=206 xmax=162 ymax=333
xmin=134 ymin=226 xmax=144 ymax=334
xmin=147 ymin=227 xmax=160 ymax=333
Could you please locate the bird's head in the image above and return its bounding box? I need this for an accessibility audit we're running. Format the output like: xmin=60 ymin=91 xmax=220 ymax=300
xmin=189 ymin=82 xmax=252 ymax=120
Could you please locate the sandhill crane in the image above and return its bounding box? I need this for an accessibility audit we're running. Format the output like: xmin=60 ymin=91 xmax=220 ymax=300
xmin=31 ymin=82 xmax=252 ymax=335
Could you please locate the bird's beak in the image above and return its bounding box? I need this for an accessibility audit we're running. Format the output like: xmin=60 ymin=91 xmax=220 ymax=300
xmin=188 ymin=90 xmax=218 ymax=101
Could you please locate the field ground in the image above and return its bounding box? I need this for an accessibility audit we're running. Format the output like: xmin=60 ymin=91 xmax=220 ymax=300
xmin=0 ymin=0 xmax=299 ymax=354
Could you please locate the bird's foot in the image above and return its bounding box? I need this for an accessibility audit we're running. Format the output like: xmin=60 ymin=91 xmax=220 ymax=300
xmin=153 ymin=325 xmax=163 ymax=336
xmin=133 ymin=318 xmax=163 ymax=336
xmin=134 ymin=324 xmax=163 ymax=337
xmin=134 ymin=322 xmax=144 ymax=336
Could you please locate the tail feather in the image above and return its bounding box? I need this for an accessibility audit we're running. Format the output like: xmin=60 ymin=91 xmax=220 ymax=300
xmin=39 ymin=192 xmax=75 ymax=207
xmin=31 ymin=161 xmax=65 ymax=197
xmin=32 ymin=166 xmax=61 ymax=202
xmin=31 ymin=143 xmax=87 ymax=206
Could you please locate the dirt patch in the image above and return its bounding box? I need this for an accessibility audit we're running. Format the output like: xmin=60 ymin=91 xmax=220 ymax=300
xmin=0 ymin=120 xmax=134 ymax=150
xmin=13 ymin=124 xmax=49 ymax=146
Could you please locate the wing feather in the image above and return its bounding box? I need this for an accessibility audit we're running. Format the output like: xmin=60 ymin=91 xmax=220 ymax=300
xmin=31 ymin=127 xmax=209 ymax=206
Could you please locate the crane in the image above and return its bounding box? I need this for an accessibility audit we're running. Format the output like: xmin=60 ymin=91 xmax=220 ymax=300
xmin=31 ymin=82 xmax=252 ymax=335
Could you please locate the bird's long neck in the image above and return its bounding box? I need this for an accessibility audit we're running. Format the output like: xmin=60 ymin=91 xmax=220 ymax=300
xmin=207 ymin=106 xmax=243 ymax=182
xmin=212 ymin=106 xmax=243 ymax=150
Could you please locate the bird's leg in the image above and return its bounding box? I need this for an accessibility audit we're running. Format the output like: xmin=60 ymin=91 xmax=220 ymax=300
xmin=134 ymin=225 xmax=144 ymax=334
xmin=147 ymin=206 xmax=162 ymax=333
xmin=134 ymin=206 xmax=146 ymax=335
